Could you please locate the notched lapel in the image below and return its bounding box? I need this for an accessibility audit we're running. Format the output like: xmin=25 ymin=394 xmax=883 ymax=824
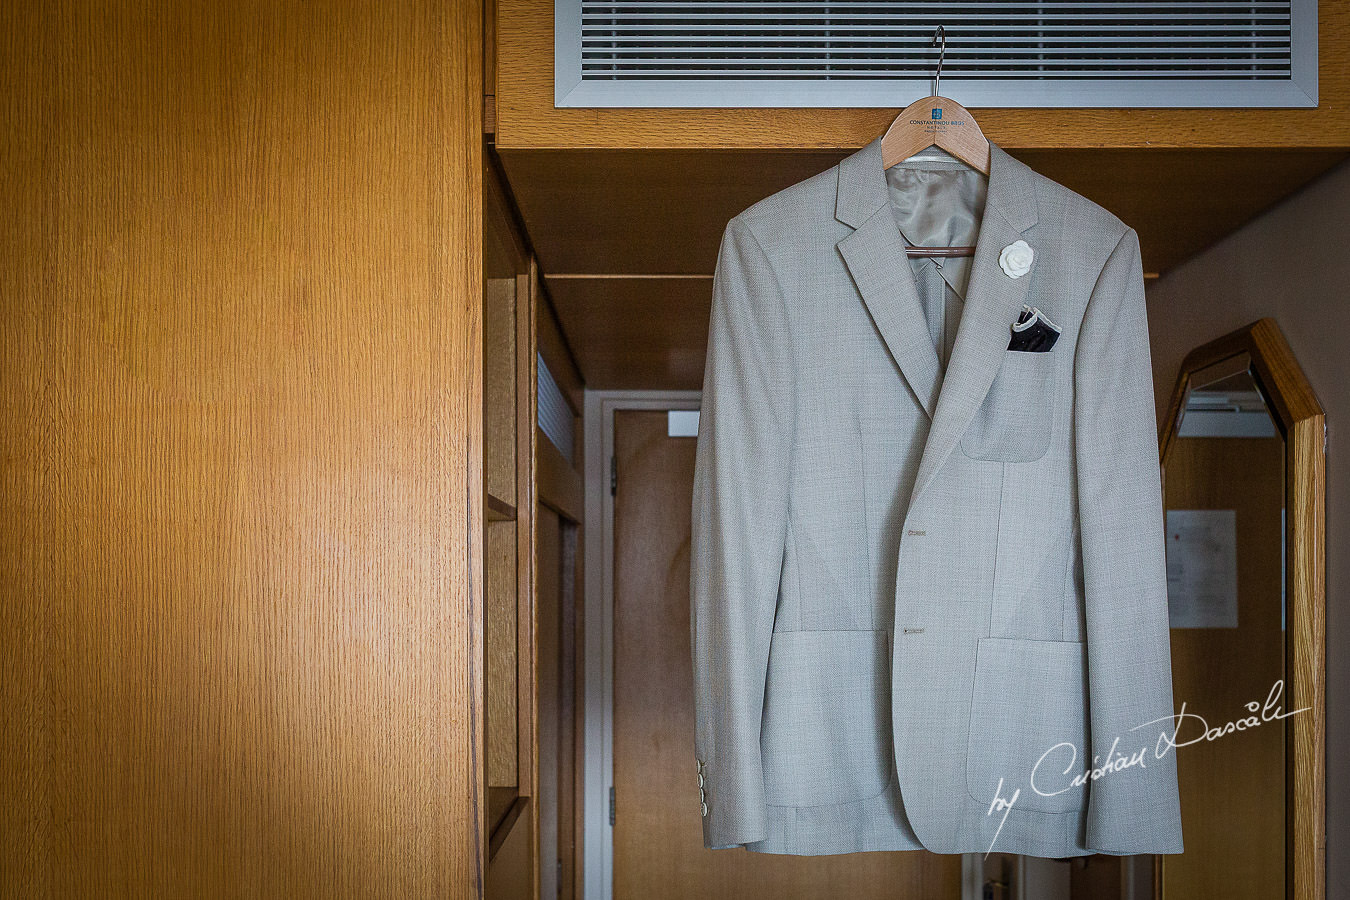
xmin=909 ymin=143 xmax=1041 ymax=504
xmin=838 ymin=207 xmax=942 ymax=420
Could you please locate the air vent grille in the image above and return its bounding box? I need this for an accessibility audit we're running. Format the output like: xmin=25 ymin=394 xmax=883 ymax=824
xmin=557 ymin=0 xmax=1316 ymax=107
xmin=581 ymin=1 xmax=1292 ymax=80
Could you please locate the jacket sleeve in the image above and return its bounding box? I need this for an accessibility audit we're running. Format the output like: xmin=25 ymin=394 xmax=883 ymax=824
xmin=690 ymin=214 xmax=795 ymax=849
xmin=1074 ymin=226 xmax=1184 ymax=854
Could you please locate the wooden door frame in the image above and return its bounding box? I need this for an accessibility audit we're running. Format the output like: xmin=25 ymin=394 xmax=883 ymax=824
xmin=580 ymin=391 xmax=700 ymax=900
xmin=580 ymin=391 xmax=994 ymax=900
xmin=580 ymin=391 xmax=999 ymax=899
xmin=1156 ymin=317 xmax=1326 ymax=900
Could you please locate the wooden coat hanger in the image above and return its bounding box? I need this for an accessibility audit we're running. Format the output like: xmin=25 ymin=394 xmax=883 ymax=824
xmin=879 ymin=26 xmax=990 ymax=259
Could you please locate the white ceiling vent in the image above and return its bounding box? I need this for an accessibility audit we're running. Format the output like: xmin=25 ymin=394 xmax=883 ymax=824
xmin=555 ymin=1 xmax=1317 ymax=108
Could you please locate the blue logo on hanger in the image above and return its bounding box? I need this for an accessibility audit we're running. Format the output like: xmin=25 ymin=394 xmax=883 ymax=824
xmin=932 ymin=109 xmax=942 ymax=120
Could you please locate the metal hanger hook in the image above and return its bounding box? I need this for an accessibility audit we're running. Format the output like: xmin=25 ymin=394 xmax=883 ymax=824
xmin=931 ymin=25 xmax=946 ymax=97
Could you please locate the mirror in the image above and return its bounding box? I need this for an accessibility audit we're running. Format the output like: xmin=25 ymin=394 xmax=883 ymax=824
xmin=1158 ymin=318 xmax=1324 ymax=900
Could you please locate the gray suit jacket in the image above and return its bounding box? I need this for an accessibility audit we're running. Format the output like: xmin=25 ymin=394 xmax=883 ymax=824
xmin=689 ymin=135 xmax=1184 ymax=857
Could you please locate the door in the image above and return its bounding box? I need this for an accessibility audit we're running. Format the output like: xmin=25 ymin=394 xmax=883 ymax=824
xmin=610 ymin=409 xmax=959 ymax=899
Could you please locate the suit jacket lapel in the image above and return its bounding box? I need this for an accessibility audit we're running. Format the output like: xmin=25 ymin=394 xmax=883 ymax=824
xmin=826 ymin=138 xmax=945 ymax=420
xmin=837 ymin=204 xmax=942 ymax=418
xmin=910 ymin=140 xmax=1040 ymax=503
xmin=833 ymin=135 xmax=1041 ymax=496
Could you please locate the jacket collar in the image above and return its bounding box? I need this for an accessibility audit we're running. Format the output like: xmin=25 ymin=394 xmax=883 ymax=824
xmin=834 ymin=134 xmax=1042 ymax=505
xmin=835 ymin=134 xmax=1039 ymax=232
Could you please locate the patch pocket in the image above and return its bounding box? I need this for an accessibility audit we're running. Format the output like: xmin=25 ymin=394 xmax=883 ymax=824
xmin=965 ymin=637 xmax=1089 ymax=813
xmin=960 ymin=349 xmax=1055 ymax=463
xmin=760 ymin=629 xmax=893 ymax=808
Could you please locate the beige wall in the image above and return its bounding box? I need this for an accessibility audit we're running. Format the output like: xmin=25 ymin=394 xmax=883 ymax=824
xmin=1146 ymin=158 xmax=1349 ymax=896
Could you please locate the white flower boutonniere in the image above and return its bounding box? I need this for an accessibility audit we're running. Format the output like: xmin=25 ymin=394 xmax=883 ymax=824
xmin=999 ymin=239 xmax=1034 ymax=279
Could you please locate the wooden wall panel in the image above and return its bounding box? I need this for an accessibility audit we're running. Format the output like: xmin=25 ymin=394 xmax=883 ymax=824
xmin=499 ymin=148 xmax=1350 ymax=279
xmin=487 ymin=520 xmax=520 ymax=789
xmin=0 ymin=2 xmax=485 ymax=896
xmin=496 ymin=144 xmax=1346 ymax=393
xmin=497 ymin=0 xmax=1350 ymax=150
xmin=544 ymin=277 xmax=712 ymax=391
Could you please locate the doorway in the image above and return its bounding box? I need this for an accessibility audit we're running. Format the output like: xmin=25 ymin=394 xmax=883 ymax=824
xmin=582 ymin=393 xmax=963 ymax=900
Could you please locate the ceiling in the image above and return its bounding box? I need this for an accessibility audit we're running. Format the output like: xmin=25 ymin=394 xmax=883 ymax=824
xmin=498 ymin=147 xmax=1348 ymax=390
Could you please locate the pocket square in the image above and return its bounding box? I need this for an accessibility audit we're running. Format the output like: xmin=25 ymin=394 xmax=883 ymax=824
xmin=1008 ymin=304 xmax=1061 ymax=352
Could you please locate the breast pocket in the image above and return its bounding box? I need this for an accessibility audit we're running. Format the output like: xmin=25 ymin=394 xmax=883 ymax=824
xmin=960 ymin=349 xmax=1056 ymax=463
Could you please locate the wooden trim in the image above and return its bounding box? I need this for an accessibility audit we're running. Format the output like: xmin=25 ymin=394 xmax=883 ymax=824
xmin=483 ymin=0 xmax=496 ymax=135
xmin=538 ymin=426 xmax=584 ymax=524
xmin=1160 ymin=318 xmax=1323 ymax=460
xmin=1157 ymin=316 xmax=1325 ymax=900
xmin=487 ymin=785 xmax=518 ymax=834
xmin=518 ymin=255 xmax=541 ymax=900
xmin=488 ymin=795 xmax=530 ymax=862
xmin=1289 ymin=411 xmax=1326 ymax=900
xmin=546 ymin=273 xmax=713 ymax=280
xmin=569 ymin=520 xmax=587 ymax=900
xmin=460 ymin=5 xmax=489 ymax=895
xmin=486 ymin=492 xmax=516 ymax=522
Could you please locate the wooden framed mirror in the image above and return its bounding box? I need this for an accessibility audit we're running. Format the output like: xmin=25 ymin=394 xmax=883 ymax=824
xmin=1156 ymin=317 xmax=1325 ymax=900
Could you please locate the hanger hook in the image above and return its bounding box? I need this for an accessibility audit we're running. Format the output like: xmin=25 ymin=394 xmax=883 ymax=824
xmin=931 ymin=25 xmax=946 ymax=97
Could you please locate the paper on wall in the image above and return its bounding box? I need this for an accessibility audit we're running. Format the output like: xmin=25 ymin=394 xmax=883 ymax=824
xmin=1165 ymin=509 xmax=1239 ymax=629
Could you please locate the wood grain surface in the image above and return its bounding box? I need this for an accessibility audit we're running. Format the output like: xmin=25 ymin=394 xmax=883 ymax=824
xmin=500 ymin=147 xmax=1349 ymax=280
xmin=516 ymin=232 xmax=540 ymax=900
xmin=1289 ymin=412 xmax=1327 ymax=900
xmin=496 ymin=0 xmax=1350 ymax=150
xmin=0 ymin=2 xmax=486 ymax=895
xmin=1162 ymin=435 xmax=1287 ymax=899
xmin=500 ymin=147 xmax=1347 ymax=390
xmin=544 ymin=276 xmax=713 ymax=391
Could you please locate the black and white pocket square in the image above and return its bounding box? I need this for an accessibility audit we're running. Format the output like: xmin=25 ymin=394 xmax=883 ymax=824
xmin=1008 ymin=304 xmax=1060 ymax=352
